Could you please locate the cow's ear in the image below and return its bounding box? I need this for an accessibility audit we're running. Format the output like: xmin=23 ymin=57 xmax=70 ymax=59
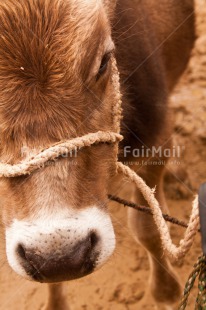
xmin=102 ymin=0 xmax=117 ymax=19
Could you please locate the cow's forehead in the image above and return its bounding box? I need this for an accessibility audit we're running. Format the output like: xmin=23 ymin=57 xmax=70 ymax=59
xmin=0 ymin=0 xmax=109 ymax=78
xmin=0 ymin=0 xmax=105 ymax=52
xmin=0 ymin=0 xmax=109 ymax=98
xmin=0 ymin=0 xmax=112 ymax=153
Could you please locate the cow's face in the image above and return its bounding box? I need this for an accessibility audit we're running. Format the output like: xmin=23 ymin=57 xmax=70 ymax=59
xmin=0 ymin=0 xmax=119 ymax=282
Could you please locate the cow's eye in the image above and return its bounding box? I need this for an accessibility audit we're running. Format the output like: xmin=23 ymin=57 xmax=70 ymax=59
xmin=96 ymin=52 xmax=112 ymax=81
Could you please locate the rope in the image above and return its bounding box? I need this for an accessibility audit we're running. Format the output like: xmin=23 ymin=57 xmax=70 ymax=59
xmin=108 ymin=194 xmax=198 ymax=230
xmin=0 ymin=131 xmax=123 ymax=178
xmin=196 ymin=260 xmax=206 ymax=309
xmin=116 ymin=162 xmax=200 ymax=260
xmin=178 ymin=255 xmax=206 ymax=310
xmin=111 ymin=58 xmax=122 ymax=133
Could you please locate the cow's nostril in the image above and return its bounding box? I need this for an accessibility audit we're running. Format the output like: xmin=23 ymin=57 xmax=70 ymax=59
xmin=16 ymin=244 xmax=27 ymax=261
xmin=90 ymin=232 xmax=99 ymax=248
xmin=16 ymin=244 xmax=43 ymax=282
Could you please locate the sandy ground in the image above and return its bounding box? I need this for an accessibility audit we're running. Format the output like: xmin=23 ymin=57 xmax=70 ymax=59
xmin=0 ymin=1 xmax=206 ymax=309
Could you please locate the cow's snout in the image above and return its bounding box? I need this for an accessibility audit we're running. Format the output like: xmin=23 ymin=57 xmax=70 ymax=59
xmin=5 ymin=207 xmax=115 ymax=282
xmin=16 ymin=232 xmax=98 ymax=283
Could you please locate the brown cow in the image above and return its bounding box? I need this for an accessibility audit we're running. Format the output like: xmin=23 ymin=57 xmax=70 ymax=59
xmin=0 ymin=0 xmax=195 ymax=309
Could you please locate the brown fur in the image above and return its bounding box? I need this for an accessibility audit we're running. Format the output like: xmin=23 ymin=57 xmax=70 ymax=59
xmin=0 ymin=0 xmax=118 ymax=226
xmin=0 ymin=0 xmax=195 ymax=308
xmin=113 ymin=0 xmax=195 ymax=306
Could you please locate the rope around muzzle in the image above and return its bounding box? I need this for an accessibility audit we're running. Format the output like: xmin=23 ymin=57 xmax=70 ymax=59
xmin=0 ymin=132 xmax=123 ymax=177
xmin=0 ymin=58 xmax=200 ymax=261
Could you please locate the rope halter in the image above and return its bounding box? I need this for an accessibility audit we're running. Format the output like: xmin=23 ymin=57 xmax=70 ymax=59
xmin=0 ymin=57 xmax=200 ymax=261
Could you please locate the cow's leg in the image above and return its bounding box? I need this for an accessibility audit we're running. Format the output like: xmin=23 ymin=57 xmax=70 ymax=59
xmin=128 ymin=152 xmax=181 ymax=307
xmin=44 ymin=284 xmax=70 ymax=310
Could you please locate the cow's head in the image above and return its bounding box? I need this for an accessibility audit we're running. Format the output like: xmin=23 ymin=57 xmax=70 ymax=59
xmin=0 ymin=0 xmax=119 ymax=282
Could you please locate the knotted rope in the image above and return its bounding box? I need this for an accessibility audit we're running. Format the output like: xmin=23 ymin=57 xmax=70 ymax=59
xmin=0 ymin=57 xmax=200 ymax=261
xmin=178 ymin=255 xmax=206 ymax=310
